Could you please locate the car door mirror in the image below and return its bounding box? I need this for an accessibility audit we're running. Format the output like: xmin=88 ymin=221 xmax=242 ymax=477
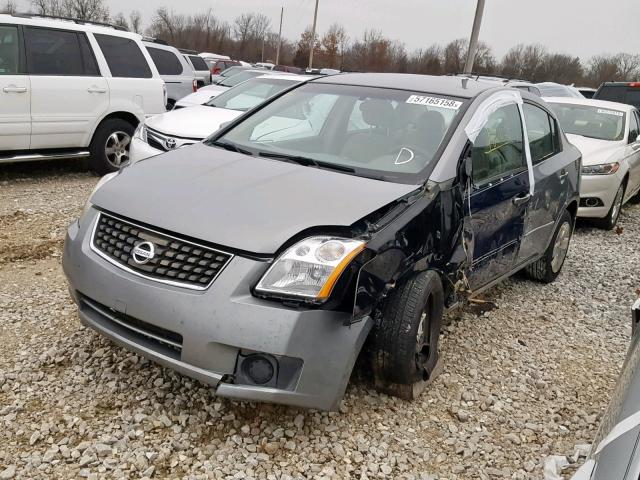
xmin=629 ymin=131 xmax=639 ymax=144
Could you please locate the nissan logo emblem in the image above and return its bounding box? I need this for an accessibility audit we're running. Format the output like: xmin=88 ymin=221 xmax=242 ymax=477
xmin=132 ymin=241 xmax=156 ymax=265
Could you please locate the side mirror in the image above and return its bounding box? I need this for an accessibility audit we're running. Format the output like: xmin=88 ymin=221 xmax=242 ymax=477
xmin=630 ymin=131 xmax=639 ymax=144
xmin=465 ymin=155 xmax=473 ymax=178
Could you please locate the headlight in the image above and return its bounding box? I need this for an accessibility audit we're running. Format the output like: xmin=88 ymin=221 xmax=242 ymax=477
xmin=255 ymin=237 xmax=366 ymax=301
xmin=133 ymin=122 xmax=148 ymax=143
xmin=79 ymin=172 xmax=119 ymax=226
xmin=581 ymin=162 xmax=620 ymax=175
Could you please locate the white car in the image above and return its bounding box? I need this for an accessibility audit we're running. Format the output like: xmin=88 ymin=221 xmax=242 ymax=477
xmin=546 ymin=97 xmax=640 ymax=229
xmin=0 ymin=14 xmax=166 ymax=173
xmin=175 ymin=69 xmax=286 ymax=108
xmin=130 ymin=74 xmax=310 ymax=162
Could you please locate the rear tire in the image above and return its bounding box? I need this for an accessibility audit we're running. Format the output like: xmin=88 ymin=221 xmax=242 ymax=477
xmin=89 ymin=118 xmax=135 ymax=175
xmin=372 ymin=271 xmax=444 ymax=399
xmin=594 ymin=182 xmax=625 ymax=230
xmin=525 ymin=209 xmax=573 ymax=283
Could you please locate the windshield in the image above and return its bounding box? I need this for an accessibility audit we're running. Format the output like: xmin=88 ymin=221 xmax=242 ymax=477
xmin=219 ymin=71 xmax=262 ymax=87
xmin=206 ymin=78 xmax=298 ymax=112
xmin=207 ymin=82 xmax=466 ymax=182
xmin=549 ymin=102 xmax=626 ymax=141
xmin=538 ymin=83 xmax=584 ymax=98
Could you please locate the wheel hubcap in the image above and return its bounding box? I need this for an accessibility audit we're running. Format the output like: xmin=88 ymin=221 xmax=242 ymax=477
xmin=105 ymin=131 xmax=131 ymax=168
xmin=610 ymin=185 xmax=624 ymax=226
xmin=551 ymin=221 xmax=571 ymax=273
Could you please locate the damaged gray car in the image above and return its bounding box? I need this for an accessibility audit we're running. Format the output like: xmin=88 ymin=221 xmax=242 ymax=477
xmin=63 ymin=73 xmax=581 ymax=410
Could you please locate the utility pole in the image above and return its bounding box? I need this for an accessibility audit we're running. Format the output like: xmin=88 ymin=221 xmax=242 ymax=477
xmin=275 ymin=6 xmax=283 ymax=65
xmin=308 ymin=0 xmax=319 ymax=69
xmin=463 ymin=0 xmax=486 ymax=74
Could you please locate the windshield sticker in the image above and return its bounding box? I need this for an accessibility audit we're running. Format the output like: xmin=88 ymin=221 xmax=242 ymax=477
xmin=597 ymin=108 xmax=624 ymax=117
xmin=406 ymin=95 xmax=462 ymax=110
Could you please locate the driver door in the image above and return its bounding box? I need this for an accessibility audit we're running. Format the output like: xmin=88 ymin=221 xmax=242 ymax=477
xmin=467 ymin=103 xmax=531 ymax=290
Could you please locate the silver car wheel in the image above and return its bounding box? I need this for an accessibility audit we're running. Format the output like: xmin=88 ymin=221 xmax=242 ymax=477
xmin=105 ymin=131 xmax=131 ymax=168
xmin=610 ymin=184 xmax=624 ymax=226
xmin=551 ymin=221 xmax=571 ymax=273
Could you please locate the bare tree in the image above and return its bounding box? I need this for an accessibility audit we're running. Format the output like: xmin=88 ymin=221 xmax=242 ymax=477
xmin=616 ymin=53 xmax=640 ymax=80
xmin=32 ymin=0 xmax=108 ymax=21
xmin=320 ymin=23 xmax=347 ymax=69
xmin=111 ymin=12 xmax=128 ymax=30
xmin=587 ymin=55 xmax=622 ymax=86
xmin=0 ymin=0 xmax=17 ymax=14
xmin=129 ymin=10 xmax=142 ymax=34
xmin=443 ymin=39 xmax=467 ymax=74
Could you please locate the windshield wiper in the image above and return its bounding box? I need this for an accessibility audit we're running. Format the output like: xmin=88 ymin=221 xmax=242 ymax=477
xmin=257 ymin=151 xmax=355 ymax=173
xmin=210 ymin=140 xmax=253 ymax=156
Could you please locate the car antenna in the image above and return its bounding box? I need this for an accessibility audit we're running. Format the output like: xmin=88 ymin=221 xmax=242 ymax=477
xmin=461 ymin=77 xmax=469 ymax=89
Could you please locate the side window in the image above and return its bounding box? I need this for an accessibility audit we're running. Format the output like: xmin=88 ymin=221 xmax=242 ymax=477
xmin=25 ymin=27 xmax=85 ymax=76
xmin=147 ymin=47 xmax=183 ymax=76
xmin=472 ymin=103 xmax=526 ymax=186
xmin=629 ymin=111 xmax=640 ymax=143
xmin=94 ymin=34 xmax=152 ymax=79
xmin=0 ymin=25 xmax=20 ymax=75
xmin=626 ymin=89 xmax=640 ymax=110
xmin=188 ymin=55 xmax=208 ymax=71
xmin=78 ymin=33 xmax=99 ymax=76
xmin=523 ymin=103 xmax=558 ymax=164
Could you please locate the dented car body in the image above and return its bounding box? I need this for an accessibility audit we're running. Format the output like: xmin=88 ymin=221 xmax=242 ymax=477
xmin=63 ymin=74 xmax=581 ymax=410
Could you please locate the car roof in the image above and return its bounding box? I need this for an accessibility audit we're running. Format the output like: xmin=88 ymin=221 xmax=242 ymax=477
xmin=0 ymin=13 xmax=141 ymax=39
xmin=543 ymin=96 xmax=636 ymax=112
xmin=256 ymin=74 xmax=310 ymax=82
xmin=311 ymin=73 xmax=496 ymax=99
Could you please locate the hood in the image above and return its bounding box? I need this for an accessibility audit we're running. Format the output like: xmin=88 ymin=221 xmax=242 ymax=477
xmin=92 ymin=144 xmax=418 ymax=254
xmin=565 ymin=134 xmax=624 ymax=166
xmin=175 ymin=86 xmax=229 ymax=107
xmin=146 ymin=106 xmax=242 ymax=139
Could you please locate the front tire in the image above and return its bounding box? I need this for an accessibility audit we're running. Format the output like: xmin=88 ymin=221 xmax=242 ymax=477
xmin=372 ymin=270 xmax=444 ymax=399
xmin=89 ymin=118 xmax=135 ymax=175
xmin=594 ymin=182 xmax=625 ymax=230
xmin=525 ymin=209 xmax=573 ymax=283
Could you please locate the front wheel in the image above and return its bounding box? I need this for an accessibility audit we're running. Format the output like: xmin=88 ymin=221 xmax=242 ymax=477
xmin=89 ymin=119 xmax=135 ymax=175
xmin=525 ymin=209 xmax=573 ymax=283
xmin=372 ymin=270 xmax=444 ymax=400
xmin=594 ymin=183 xmax=625 ymax=230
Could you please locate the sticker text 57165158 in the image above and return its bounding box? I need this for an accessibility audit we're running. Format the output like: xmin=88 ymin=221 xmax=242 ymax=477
xmin=406 ymin=95 xmax=463 ymax=110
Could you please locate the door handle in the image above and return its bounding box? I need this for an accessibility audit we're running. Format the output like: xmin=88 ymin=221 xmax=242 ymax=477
xmin=87 ymin=87 xmax=107 ymax=94
xmin=512 ymin=193 xmax=532 ymax=206
xmin=2 ymin=86 xmax=27 ymax=93
xmin=559 ymin=169 xmax=569 ymax=180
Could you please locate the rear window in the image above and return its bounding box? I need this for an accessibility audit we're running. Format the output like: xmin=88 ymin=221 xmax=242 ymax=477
xmin=188 ymin=55 xmax=208 ymax=70
xmin=0 ymin=25 xmax=20 ymax=75
xmin=548 ymin=102 xmax=626 ymax=141
xmin=596 ymin=85 xmax=640 ymax=109
xmin=147 ymin=46 xmax=183 ymax=75
xmin=95 ymin=34 xmax=151 ymax=79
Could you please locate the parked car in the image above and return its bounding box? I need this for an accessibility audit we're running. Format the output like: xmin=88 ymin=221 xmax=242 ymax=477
xmin=546 ymin=97 xmax=640 ymax=229
xmin=175 ymin=69 xmax=288 ymax=108
xmin=180 ymin=49 xmax=211 ymax=87
xmin=130 ymin=74 xmax=311 ymax=162
xmin=578 ymin=87 xmax=597 ymax=99
xmin=273 ymin=65 xmax=305 ymax=74
xmin=143 ymin=40 xmax=197 ymax=110
xmin=536 ymin=82 xmax=584 ymax=98
xmin=199 ymin=52 xmax=230 ymax=67
xmin=253 ymin=62 xmax=275 ymax=70
xmin=594 ymin=82 xmax=640 ymax=110
xmin=570 ymin=299 xmax=640 ymax=480
xmin=456 ymin=74 xmax=542 ymax=96
xmin=210 ymin=65 xmax=249 ymax=83
xmin=209 ymin=59 xmax=242 ymax=76
xmin=63 ymin=73 xmax=580 ymax=410
xmin=0 ymin=14 xmax=166 ymax=173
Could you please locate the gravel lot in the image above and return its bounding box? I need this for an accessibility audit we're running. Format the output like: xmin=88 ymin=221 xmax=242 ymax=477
xmin=1 ymin=160 xmax=639 ymax=480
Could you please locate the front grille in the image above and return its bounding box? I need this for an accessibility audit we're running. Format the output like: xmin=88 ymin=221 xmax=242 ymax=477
xmin=146 ymin=127 xmax=198 ymax=152
xmin=91 ymin=212 xmax=233 ymax=290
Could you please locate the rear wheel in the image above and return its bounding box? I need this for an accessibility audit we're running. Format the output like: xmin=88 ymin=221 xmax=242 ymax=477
xmin=594 ymin=183 xmax=625 ymax=230
xmin=525 ymin=209 xmax=573 ymax=283
xmin=372 ymin=271 xmax=444 ymax=399
xmin=89 ymin=118 xmax=135 ymax=175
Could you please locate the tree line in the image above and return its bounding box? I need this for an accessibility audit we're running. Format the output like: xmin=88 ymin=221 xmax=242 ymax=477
xmin=1 ymin=0 xmax=638 ymax=87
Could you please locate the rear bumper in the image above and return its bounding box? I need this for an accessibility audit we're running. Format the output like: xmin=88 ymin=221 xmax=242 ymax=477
xmin=578 ymin=173 xmax=622 ymax=218
xmin=62 ymin=210 xmax=372 ymax=410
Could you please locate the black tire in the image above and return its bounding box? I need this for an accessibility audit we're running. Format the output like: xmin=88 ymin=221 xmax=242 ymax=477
xmin=525 ymin=209 xmax=573 ymax=283
xmin=372 ymin=270 xmax=444 ymax=388
xmin=89 ymin=118 xmax=135 ymax=175
xmin=594 ymin=182 xmax=625 ymax=230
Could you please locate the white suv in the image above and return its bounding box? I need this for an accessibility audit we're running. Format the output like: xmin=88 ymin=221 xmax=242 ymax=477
xmin=0 ymin=14 xmax=166 ymax=173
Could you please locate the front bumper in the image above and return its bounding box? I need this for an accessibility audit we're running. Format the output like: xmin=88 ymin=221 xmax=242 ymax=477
xmin=129 ymin=137 xmax=163 ymax=164
xmin=577 ymin=172 xmax=622 ymax=218
xmin=62 ymin=209 xmax=372 ymax=411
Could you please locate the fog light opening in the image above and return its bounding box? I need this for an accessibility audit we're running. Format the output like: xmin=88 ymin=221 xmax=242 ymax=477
xmin=585 ymin=198 xmax=600 ymax=207
xmin=241 ymin=354 xmax=275 ymax=385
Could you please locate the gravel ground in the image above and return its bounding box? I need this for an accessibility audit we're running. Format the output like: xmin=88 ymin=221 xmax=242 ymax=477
xmin=1 ymin=160 xmax=639 ymax=480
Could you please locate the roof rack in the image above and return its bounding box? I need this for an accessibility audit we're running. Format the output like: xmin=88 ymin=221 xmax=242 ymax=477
xmin=11 ymin=12 xmax=129 ymax=31
xmin=453 ymin=72 xmax=531 ymax=83
xmin=141 ymin=36 xmax=169 ymax=45
xmin=178 ymin=48 xmax=198 ymax=55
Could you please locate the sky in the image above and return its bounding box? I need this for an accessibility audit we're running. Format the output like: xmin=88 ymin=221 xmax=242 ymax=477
xmin=13 ymin=0 xmax=640 ymax=61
